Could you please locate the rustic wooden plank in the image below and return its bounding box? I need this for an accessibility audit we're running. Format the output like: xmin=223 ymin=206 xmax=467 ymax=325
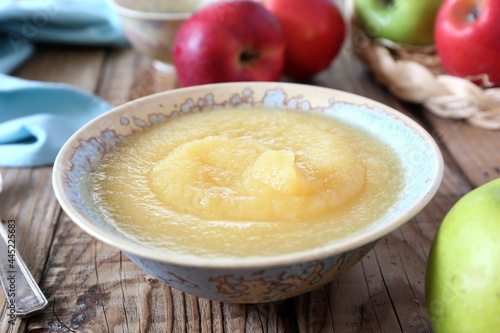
xmin=210 ymin=301 xmax=225 ymax=333
xmin=255 ymin=303 xmax=286 ymax=332
xmin=197 ymin=298 xmax=212 ymax=333
xmin=423 ymin=113 xmax=500 ymax=187
xmin=222 ymin=302 xmax=247 ymax=332
xmin=26 ymin=213 xmax=113 ymax=332
xmin=27 ymin=212 xmax=156 ymax=332
xmin=244 ymin=305 xmax=265 ymax=332
xmin=330 ymin=260 xmax=383 ymax=332
xmin=359 ymin=252 xmax=402 ymax=333
xmin=14 ymin=45 xmax=106 ymax=92
xmin=0 ymin=167 xmax=58 ymax=272
xmin=0 ymin=167 xmax=59 ymax=333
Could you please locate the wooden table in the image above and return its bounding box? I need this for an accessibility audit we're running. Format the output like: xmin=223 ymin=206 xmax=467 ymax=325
xmin=1 ymin=43 xmax=499 ymax=333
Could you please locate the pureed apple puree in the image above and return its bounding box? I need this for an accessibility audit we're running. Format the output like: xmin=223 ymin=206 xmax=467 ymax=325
xmin=88 ymin=108 xmax=404 ymax=258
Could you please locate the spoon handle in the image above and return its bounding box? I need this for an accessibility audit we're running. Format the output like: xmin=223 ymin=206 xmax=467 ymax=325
xmin=0 ymin=222 xmax=48 ymax=318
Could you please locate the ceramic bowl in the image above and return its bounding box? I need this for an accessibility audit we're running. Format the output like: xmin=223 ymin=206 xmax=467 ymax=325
xmin=53 ymin=82 xmax=443 ymax=303
xmin=109 ymin=0 xmax=218 ymax=68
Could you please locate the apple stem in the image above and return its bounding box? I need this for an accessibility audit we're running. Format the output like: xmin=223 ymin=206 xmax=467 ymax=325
xmin=377 ymin=0 xmax=394 ymax=8
xmin=240 ymin=48 xmax=261 ymax=64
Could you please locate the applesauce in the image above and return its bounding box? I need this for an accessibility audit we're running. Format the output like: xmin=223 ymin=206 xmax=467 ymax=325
xmin=87 ymin=108 xmax=404 ymax=258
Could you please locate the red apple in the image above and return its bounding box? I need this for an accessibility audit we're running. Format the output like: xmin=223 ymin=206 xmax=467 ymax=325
xmin=263 ymin=0 xmax=345 ymax=79
xmin=173 ymin=0 xmax=285 ymax=87
xmin=435 ymin=0 xmax=500 ymax=87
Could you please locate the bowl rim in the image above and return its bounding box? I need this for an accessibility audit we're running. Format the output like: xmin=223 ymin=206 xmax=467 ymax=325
xmin=108 ymin=0 xmax=192 ymax=20
xmin=52 ymin=82 xmax=444 ymax=269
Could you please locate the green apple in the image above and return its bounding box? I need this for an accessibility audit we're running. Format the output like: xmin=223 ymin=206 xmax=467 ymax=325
xmin=355 ymin=0 xmax=444 ymax=45
xmin=425 ymin=178 xmax=500 ymax=333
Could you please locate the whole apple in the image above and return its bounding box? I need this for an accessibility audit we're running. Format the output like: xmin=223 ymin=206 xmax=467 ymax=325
xmin=355 ymin=0 xmax=444 ymax=45
xmin=263 ymin=0 xmax=345 ymax=79
xmin=425 ymin=178 xmax=500 ymax=333
xmin=435 ymin=0 xmax=500 ymax=87
xmin=173 ymin=0 xmax=285 ymax=87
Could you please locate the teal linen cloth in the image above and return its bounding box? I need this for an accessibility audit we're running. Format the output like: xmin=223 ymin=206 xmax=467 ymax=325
xmin=0 ymin=0 xmax=128 ymax=48
xmin=0 ymin=74 xmax=112 ymax=167
xmin=0 ymin=0 xmax=128 ymax=167
xmin=0 ymin=38 xmax=34 ymax=74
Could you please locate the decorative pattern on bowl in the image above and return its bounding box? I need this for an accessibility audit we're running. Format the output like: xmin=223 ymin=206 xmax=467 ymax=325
xmin=53 ymin=82 xmax=443 ymax=303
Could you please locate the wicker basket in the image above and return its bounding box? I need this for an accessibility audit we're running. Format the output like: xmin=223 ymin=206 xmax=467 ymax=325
xmin=346 ymin=2 xmax=500 ymax=130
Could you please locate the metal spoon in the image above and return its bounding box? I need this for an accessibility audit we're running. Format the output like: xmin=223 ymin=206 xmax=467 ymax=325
xmin=0 ymin=171 xmax=48 ymax=318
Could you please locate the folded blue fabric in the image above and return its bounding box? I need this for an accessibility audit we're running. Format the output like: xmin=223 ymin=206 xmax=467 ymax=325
xmin=0 ymin=0 xmax=128 ymax=73
xmin=0 ymin=37 xmax=34 ymax=74
xmin=0 ymin=0 xmax=127 ymax=166
xmin=0 ymin=74 xmax=112 ymax=167
xmin=0 ymin=0 xmax=128 ymax=48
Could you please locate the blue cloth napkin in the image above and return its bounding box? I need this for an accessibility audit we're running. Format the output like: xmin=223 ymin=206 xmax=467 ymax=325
xmin=0 ymin=74 xmax=112 ymax=167
xmin=0 ymin=37 xmax=34 ymax=74
xmin=0 ymin=0 xmax=128 ymax=167
xmin=0 ymin=0 xmax=128 ymax=48
xmin=0 ymin=0 xmax=128 ymax=72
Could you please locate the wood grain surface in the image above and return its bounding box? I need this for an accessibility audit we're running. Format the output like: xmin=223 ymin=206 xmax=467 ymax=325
xmin=1 ymin=43 xmax=499 ymax=333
